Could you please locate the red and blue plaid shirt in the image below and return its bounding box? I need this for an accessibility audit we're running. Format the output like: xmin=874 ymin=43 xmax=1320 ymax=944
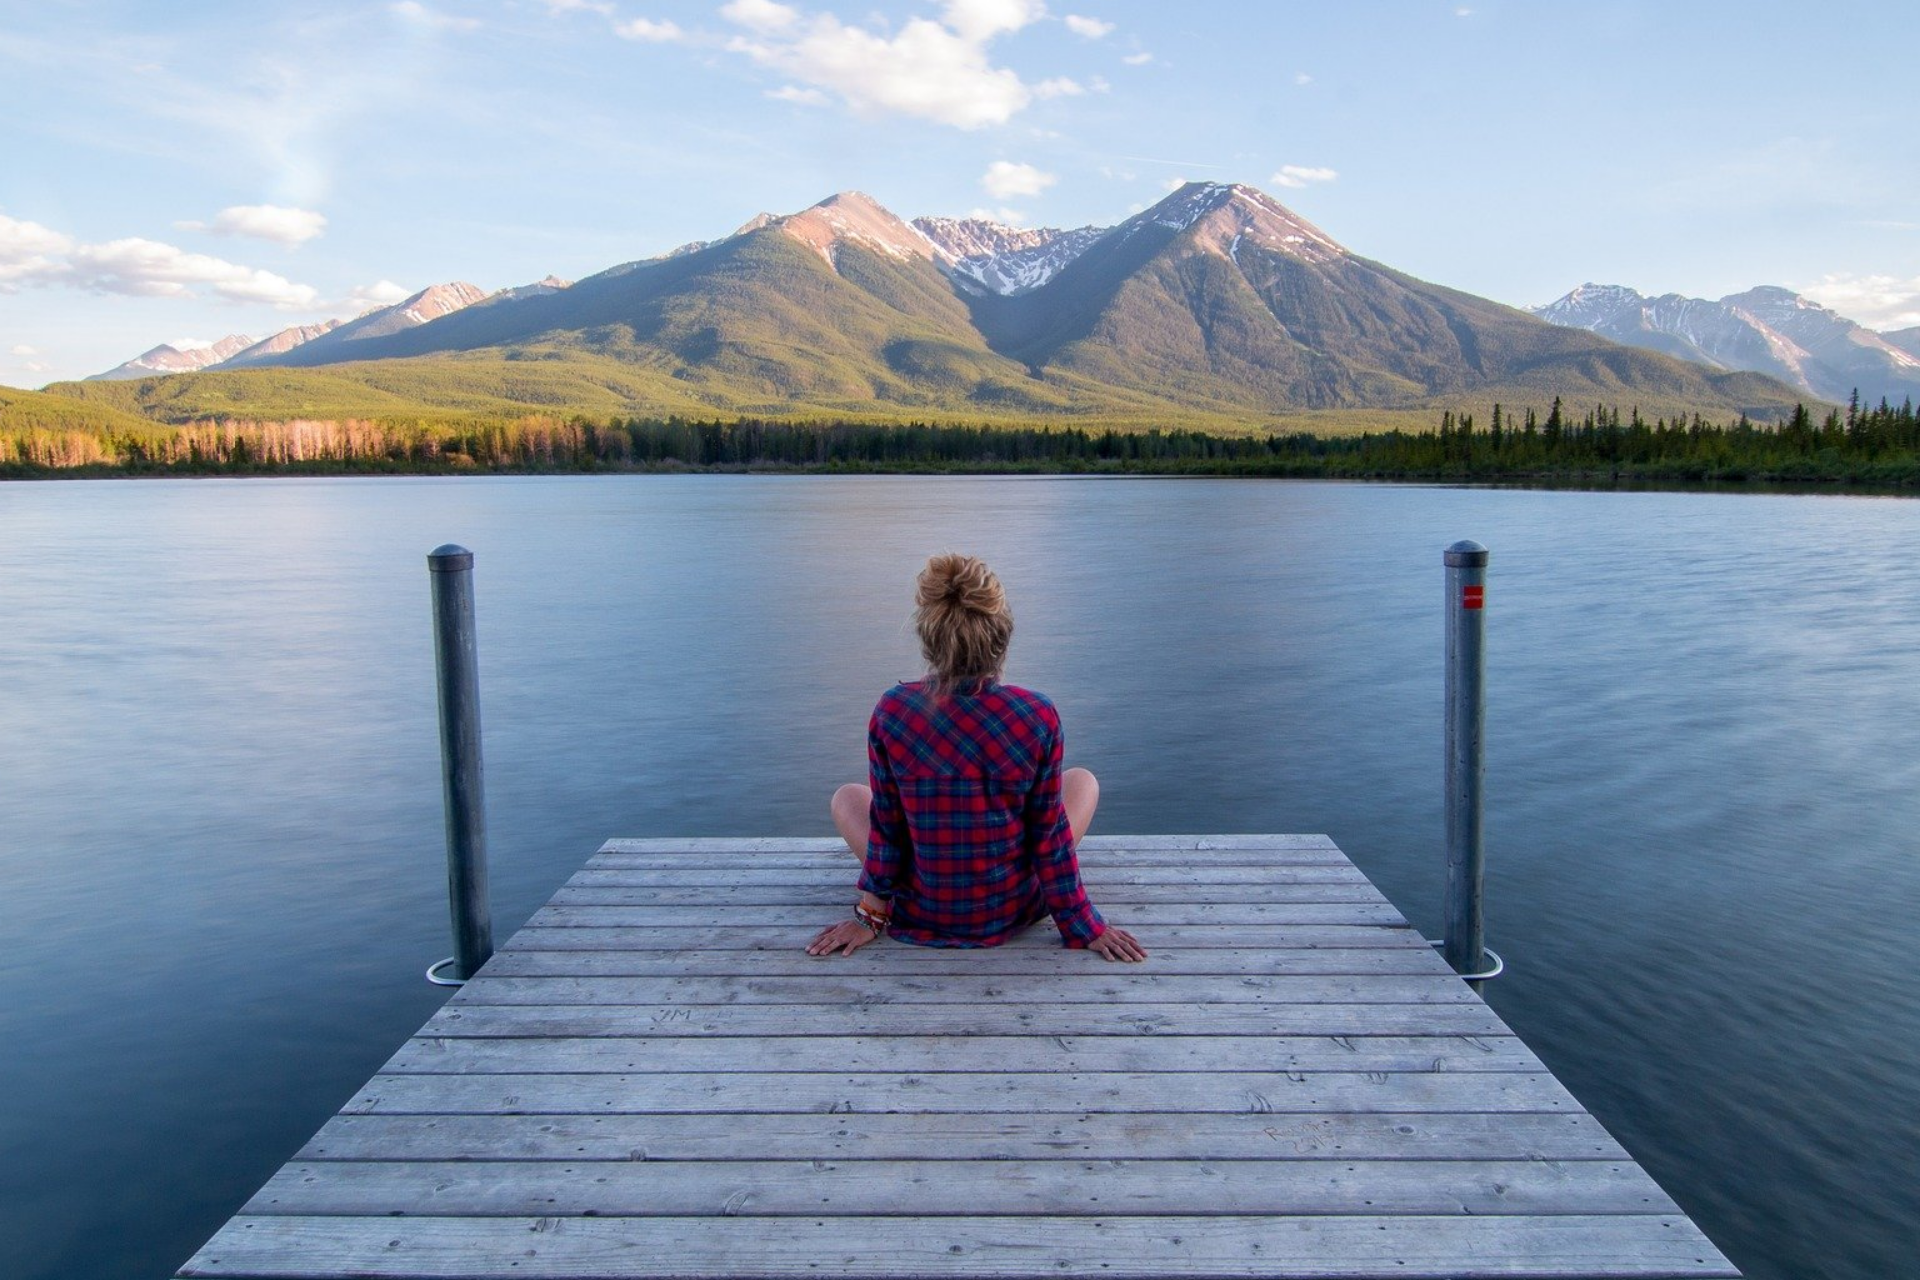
xmin=859 ymin=680 xmax=1106 ymax=948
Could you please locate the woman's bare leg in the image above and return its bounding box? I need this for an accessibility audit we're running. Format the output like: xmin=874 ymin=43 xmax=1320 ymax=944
xmin=1063 ymin=767 xmax=1099 ymax=851
xmin=831 ymin=783 xmax=871 ymax=858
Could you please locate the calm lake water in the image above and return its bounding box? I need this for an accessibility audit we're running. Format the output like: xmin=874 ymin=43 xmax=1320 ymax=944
xmin=0 ymin=476 xmax=1915 ymax=1280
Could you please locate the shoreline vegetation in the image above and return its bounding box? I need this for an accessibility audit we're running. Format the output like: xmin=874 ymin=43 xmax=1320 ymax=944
xmin=5 ymin=396 xmax=1919 ymax=491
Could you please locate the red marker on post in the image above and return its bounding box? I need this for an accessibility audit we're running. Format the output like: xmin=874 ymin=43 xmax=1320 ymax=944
xmin=1462 ymin=584 xmax=1484 ymax=610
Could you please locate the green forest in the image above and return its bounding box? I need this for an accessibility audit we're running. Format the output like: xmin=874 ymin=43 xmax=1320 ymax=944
xmin=5 ymin=394 xmax=1919 ymax=488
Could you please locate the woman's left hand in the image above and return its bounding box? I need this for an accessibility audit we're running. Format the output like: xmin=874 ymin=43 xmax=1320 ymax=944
xmin=807 ymin=919 xmax=880 ymax=957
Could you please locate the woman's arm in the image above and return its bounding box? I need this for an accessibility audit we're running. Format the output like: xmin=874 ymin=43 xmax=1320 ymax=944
xmin=809 ymin=712 xmax=906 ymax=959
xmin=858 ymin=713 xmax=909 ymax=902
xmin=1025 ymin=713 xmax=1108 ymax=948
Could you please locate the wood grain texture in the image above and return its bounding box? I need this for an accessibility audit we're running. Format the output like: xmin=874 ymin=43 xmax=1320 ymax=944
xmin=338 ymin=1070 xmax=1583 ymax=1117
xmin=182 ymin=1213 xmax=1740 ymax=1278
xmin=495 ymin=924 xmax=1430 ymax=952
xmin=445 ymin=972 xmax=1476 ymax=1007
xmin=382 ymin=1033 xmax=1544 ymax=1075
xmin=475 ymin=946 xmax=1461 ymax=978
xmin=242 ymin=1157 xmax=1680 ymax=1218
xmin=418 ymin=1001 xmax=1514 ymax=1038
xmin=176 ymin=836 xmax=1740 ymax=1280
xmin=294 ymin=1110 xmax=1634 ymax=1164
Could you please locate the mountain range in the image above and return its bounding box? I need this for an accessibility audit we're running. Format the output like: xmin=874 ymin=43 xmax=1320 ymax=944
xmin=63 ymin=183 xmax=1811 ymax=425
xmin=1532 ymin=284 xmax=1920 ymax=407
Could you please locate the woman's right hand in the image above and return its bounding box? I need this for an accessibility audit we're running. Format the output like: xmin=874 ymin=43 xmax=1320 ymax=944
xmin=1088 ymin=926 xmax=1147 ymax=962
xmin=807 ymin=919 xmax=880 ymax=957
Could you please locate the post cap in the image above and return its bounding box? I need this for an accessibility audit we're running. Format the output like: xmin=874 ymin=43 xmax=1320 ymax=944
xmin=428 ymin=544 xmax=474 ymax=572
xmin=1444 ymin=540 xmax=1489 ymax=568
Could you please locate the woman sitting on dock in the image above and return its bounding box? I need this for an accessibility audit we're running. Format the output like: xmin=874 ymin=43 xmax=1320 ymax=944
xmin=809 ymin=553 xmax=1146 ymax=963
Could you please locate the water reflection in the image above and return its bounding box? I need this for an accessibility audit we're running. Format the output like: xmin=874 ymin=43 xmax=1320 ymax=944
xmin=0 ymin=476 xmax=1914 ymax=1280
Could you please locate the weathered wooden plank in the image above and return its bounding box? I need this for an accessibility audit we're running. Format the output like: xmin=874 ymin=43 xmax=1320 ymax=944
xmin=385 ymin=1033 xmax=1543 ymax=1076
xmin=447 ymin=972 xmax=1473 ymax=1007
xmin=551 ymin=881 xmax=1392 ymax=906
xmin=180 ymin=1213 xmax=1741 ymax=1278
xmin=525 ymin=902 xmax=1409 ymax=928
xmin=597 ymin=834 xmax=1341 ymax=854
xmin=422 ymin=1001 xmax=1513 ymax=1038
xmin=582 ymin=857 xmax=1370 ymax=877
xmin=245 ymin=1157 xmax=1679 ymax=1218
xmin=476 ymin=946 xmax=1461 ymax=979
xmin=496 ymin=924 xmax=1430 ymax=952
xmin=175 ymin=835 xmax=1741 ymax=1280
xmin=296 ymin=1110 xmax=1634 ymax=1165
xmin=341 ymin=1070 xmax=1580 ymax=1117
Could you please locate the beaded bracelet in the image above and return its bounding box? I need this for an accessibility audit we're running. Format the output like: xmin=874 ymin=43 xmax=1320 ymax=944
xmin=854 ymin=902 xmax=891 ymax=935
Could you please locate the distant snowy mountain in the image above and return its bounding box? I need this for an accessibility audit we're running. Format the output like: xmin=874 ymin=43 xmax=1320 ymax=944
xmin=1885 ymin=327 xmax=1920 ymax=360
xmin=913 ymin=217 xmax=1104 ymax=296
xmin=772 ymin=191 xmax=939 ymax=268
xmin=1533 ymin=283 xmax=1920 ymax=405
xmin=65 ymin=183 xmax=1812 ymax=421
xmin=220 ymin=321 xmax=342 ymax=367
xmin=230 ymin=282 xmax=489 ymax=368
xmin=478 ymin=275 xmax=572 ymax=307
xmin=87 ymin=334 xmax=253 ymax=381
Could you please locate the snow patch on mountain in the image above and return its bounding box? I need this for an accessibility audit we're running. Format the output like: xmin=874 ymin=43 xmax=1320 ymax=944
xmin=1120 ymin=182 xmax=1346 ymax=264
xmin=912 ymin=216 xmax=1105 ymax=295
xmin=86 ymin=333 xmax=255 ymax=381
xmin=480 ymin=275 xmax=572 ymax=306
xmin=1532 ymin=282 xmax=1920 ymax=403
xmin=774 ymin=192 xmax=938 ymax=270
xmin=218 ymin=321 xmax=343 ymax=367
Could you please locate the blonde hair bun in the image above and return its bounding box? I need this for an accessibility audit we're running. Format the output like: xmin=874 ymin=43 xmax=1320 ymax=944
xmin=916 ymin=553 xmax=1006 ymax=615
xmin=914 ymin=554 xmax=1013 ymax=694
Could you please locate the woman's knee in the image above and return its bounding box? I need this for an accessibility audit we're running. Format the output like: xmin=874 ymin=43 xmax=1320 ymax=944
xmin=1063 ymin=767 xmax=1099 ymax=804
xmin=832 ymin=783 xmax=871 ymax=820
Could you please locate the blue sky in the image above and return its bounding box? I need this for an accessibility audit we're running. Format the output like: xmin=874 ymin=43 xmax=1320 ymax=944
xmin=4 ymin=0 xmax=1917 ymax=387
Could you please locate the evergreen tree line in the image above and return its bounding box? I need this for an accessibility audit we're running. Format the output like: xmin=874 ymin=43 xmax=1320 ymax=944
xmin=6 ymin=394 xmax=1920 ymax=487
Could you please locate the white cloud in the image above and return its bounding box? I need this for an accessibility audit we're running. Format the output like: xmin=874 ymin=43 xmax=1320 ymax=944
xmin=1455 ymin=6 xmax=1473 ymax=15
xmin=544 ymin=0 xmax=613 ymax=13
xmin=349 ymin=280 xmax=412 ymax=308
xmin=0 ymin=214 xmax=74 ymax=288
xmin=719 ymin=0 xmax=1053 ymax=129
xmin=11 ymin=344 xmax=40 ymax=357
xmin=1032 ymin=76 xmax=1084 ymax=98
xmin=615 ymin=17 xmax=684 ymax=41
xmin=1271 ymin=164 xmax=1338 ymax=188
xmin=1293 ymin=71 xmax=1312 ymax=85
xmin=67 ymin=238 xmax=320 ymax=307
xmin=1795 ymin=273 xmax=1920 ymax=331
xmin=942 ymin=0 xmax=1047 ymax=42
xmin=0 ymin=214 xmax=318 ymax=308
xmin=721 ymin=0 xmax=800 ymax=33
xmin=1161 ymin=176 xmax=1188 ymax=192
xmin=982 ymin=160 xmax=1056 ymax=200
xmin=391 ymin=2 xmax=480 ymax=32
xmin=1121 ymin=51 xmax=1152 ymax=65
xmin=178 ymin=204 xmax=328 ymax=247
xmin=1064 ymin=14 xmax=1113 ymax=39
xmin=767 ymin=85 xmax=830 ymax=105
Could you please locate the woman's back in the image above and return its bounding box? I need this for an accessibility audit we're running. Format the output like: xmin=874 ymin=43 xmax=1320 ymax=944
xmin=860 ymin=679 xmax=1102 ymax=947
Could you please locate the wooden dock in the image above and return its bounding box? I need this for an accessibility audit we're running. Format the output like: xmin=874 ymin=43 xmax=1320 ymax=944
xmin=178 ymin=835 xmax=1739 ymax=1279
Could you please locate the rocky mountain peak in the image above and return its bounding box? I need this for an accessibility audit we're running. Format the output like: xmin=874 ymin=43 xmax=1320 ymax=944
xmin=912 ymin=216 xmax=1107 ymax=296
xmin=775 ymin=191 xmax=938 ymax=267
xmin=1533 ymin=281 xmax=1920 ymax=402
xmin=399 ymin=282 xmax=488 ymax=323
xmin=1131 ymin=182 xmax=1345 ymax=264
xmin=85 ymin=334 xmax=255 ymax=381
xmin=219 ymin=321 xmax=342 ymax=366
